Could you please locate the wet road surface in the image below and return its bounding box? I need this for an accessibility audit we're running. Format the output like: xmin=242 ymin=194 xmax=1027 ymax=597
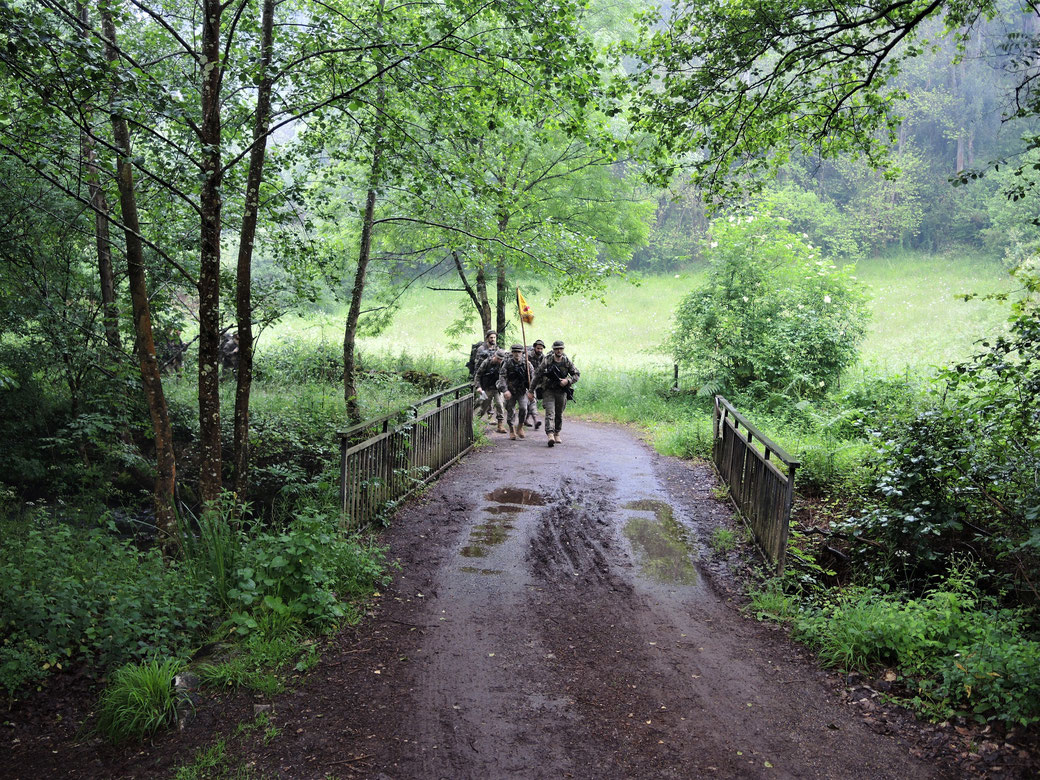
xmin=267 ymin=419 xmax=940 ymax=779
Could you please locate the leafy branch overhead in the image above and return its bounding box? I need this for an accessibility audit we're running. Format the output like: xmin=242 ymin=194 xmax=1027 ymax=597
xmin=626 ymin=0 xmax=1003 ymax=199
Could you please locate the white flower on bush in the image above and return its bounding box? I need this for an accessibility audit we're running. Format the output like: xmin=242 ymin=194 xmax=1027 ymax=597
xmin=823 ymin=295 xmax=831 ymax=303
xmin=742 ymin=296 xmax=749 ymax=302
xmin=710 ymin=241 xmax=718 ymax=248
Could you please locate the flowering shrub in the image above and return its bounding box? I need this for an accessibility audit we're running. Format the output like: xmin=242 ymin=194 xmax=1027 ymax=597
xmin=669 ymin=209 xmax=869 ymax=396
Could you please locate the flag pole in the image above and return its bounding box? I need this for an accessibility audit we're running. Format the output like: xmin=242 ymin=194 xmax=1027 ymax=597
xmin=517 ymin=287 xmax=531 ymax=386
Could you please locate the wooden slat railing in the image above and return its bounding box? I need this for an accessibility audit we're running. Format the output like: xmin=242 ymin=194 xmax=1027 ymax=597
xmin=338 ymin=383 xmax=474 ymax=530
xmin=712 ymin=395 xmax=799 ymax=573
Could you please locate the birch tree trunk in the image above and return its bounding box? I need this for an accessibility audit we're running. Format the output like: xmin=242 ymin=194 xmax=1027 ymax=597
xmin=100 ymin=0 xmax=177 ymax=545
xmin=232 ymin=0 xmax=276 ymax=500
xmin=198 ymin=0 xmax=224 ymax=506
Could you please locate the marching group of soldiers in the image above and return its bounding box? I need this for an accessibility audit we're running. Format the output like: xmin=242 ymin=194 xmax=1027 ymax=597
xmin=468 ymin=329 xmax=580 ymax=448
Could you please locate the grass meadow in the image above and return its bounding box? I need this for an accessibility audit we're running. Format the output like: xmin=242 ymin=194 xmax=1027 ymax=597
xmin=253 ymin=251 xmax=1015 ymax=476
xmin=265 ymin=251 xmax=1014 ymax=378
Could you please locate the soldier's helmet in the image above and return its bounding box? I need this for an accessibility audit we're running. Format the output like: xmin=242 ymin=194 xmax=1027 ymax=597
xmin=510 ymin=344 xmax=524 ymax=353
xmin=496 ymin=349 xmax=508 ymax=358
xmin=552 ymin=340 xmax=564 ymax=348
xmin=533 ymin=339 xmax=545 ymax=348
xmin=485 ymin=329 xmax=497 ymax=338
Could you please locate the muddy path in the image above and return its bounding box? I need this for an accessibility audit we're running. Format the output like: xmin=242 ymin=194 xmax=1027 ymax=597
xmin=4 ymin=420 xmax=970 ymax=779
xmin=242 ymin=420 xmax=942 ymax=779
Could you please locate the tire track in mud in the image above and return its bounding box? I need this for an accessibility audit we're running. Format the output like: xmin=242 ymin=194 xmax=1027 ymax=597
xmin=232 ymin=420 xmax=944 ymax=779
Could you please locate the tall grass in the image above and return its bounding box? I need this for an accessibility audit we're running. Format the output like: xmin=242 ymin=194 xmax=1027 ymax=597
xmin=264 ymin=253 xmax=1012 ymax=376
xmin=96 ymin=658 xmax=187 ymax=742
xmin=854 ymin=252 xmax=1013 ymax=372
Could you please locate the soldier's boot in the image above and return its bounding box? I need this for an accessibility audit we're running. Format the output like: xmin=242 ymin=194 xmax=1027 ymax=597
xmin=509 ymin=425 xmax=517 ymax=440
xmin=547 ymin=431 xmax=555 ymax=448
xmin=553 ymin=433 xmax=562 ymax=444
xmin=534 ymin=419 xmax=542 ymax=430
xmin=516 ymin=425 xmax=525 ymax=439
xmin=496 ymin=421 xmax=507 ymax=434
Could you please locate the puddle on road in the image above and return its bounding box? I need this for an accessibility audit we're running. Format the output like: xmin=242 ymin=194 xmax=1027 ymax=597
xmin=622 ymin=499 xmax=698 ymax=586
xmin=486 ymin=487 xmax=545 ymax=506
xmin=460 ymin=488 xmax=544 ymax=562
xmin=460 ymin=517 xmax=516 ymax=558
xmin=460 ymin=566 xmax=503 ymax=575
xmin=485 ymin=505 xmax=523 ymax=515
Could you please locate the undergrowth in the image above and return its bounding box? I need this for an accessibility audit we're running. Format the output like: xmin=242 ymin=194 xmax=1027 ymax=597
xmin=750 ymin=560 xmax=1040 ymax=727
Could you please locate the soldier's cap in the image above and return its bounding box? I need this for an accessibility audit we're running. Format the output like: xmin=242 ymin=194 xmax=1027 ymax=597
xmin=495 ymin=349 xmax=508 ymax=358
xmin=552 ymin=340 xmax=565 ymax=348
xmin=485 ymin=329 xmax=497 ymax=337
xmin=533 ymin=339 xmax=545 ymax=348
xmin=510 ymin=344 xmax=524 ymax=352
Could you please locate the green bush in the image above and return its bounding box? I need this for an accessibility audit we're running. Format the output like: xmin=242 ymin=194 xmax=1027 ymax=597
xmin=783 ymin=565 xmax=1040 ymax=726
xmin=227 ymin=511 xmax=390 ymax=634
xmin=253 ymin=340 xmax=342 ymax=384
xmin=96 ymin=657 xmax=187 ymax=743
xmin=669 ymin=208 xmax=870 ymax=397
xmin=0 ymin=515 xmax=211 ymax=697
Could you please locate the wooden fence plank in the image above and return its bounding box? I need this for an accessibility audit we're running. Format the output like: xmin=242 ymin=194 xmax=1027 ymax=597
xmin=712 ymin=395 xmax=799 ymax=573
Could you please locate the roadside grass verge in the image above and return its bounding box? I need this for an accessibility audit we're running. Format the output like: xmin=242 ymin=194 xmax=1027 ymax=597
xmin=749 ymin=569 xmax=1040 ymax=727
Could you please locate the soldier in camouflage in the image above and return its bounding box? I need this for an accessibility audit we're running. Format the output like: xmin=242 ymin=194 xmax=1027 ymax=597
xmin=524 ymin=339 xmax=546 ymax=430
xmin=497 ymin=344 xmax=535 ymax=440
xmin=532 ymin=340 xmax=580 ymax=447
xmin=474 ymin=348 xmax=507 ymax=433
xmin=466 ymin=329 xmax=498 ymax=378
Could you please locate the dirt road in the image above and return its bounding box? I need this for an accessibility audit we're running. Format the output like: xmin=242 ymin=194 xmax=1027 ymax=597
xmin=252 ymin=420 xmax=940 ymax=779
xmin=4 ymin=419 xmax=953 ymax=779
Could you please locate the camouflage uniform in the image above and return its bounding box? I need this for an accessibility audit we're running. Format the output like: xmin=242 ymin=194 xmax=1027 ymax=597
xmin=467 ymin=333 xmax=499 ymax=378
xmin=156 ymin=330 xmax=187 ymax=375
xmin=219 ymin=332 xmax=239 ymax=380
xmin=474 ymin=352 xmax=506 ymax=426
xmin=524 ymin=343 xmax=546 ymax=428
xmin=496 ymin=350 xmax=535 ymax=434
xmin=532 ymin=349 xmax=579 ymax=442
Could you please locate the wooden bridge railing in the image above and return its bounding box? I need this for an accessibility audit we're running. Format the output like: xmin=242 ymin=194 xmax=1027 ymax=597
xmin=338 ymin=383 xmax=475 ymax=530
xmin=712 ymin=395 xmax=799 ymax=573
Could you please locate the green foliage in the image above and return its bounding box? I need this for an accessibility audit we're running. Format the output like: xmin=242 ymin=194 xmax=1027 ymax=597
xmin=0 ymin=515 xmax=210 ymax=697
xmin=172 ymin=739 xmax=245 ymax=780
xmin=839 ymin=269 xmax=1040 ymax=591
xmin=836 ymin=151 xmax=927 ymax=253
xmin=709 ymin=527 xmax=738 ymax=554
xmin=196 ymin=628 xmax=316 ymax=697
xmin=180 ymin=501 xmax=243 ymax=609
xmin=669 ymin=209 xmax=870 ymax=397
xmin=766 ymin=184 xmax=863 ymax=261
xmin=95 ymin=658 xmax=187 ymax=743
xmin=227 ymin=512 xmax=391 ymax=634
xmin=786 ymin=564 xmax=1040 ymax=726
xmin=0 ymin=500 xmax=387 ymax=700
xmin=748 ymin=583 xmax=800 ymax=623
xmin=253 ymin=340 xmax=343 ymax=385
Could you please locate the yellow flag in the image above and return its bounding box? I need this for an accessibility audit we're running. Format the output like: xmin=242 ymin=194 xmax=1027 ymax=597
xmin=517 ymin=288 xmax=534 ymax=324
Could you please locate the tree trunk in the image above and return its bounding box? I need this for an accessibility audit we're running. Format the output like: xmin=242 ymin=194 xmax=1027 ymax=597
xmin=496 ymin=257 xmax=507 ymax=338
xmin=343 ymin=3 xmax=386 ymax=423
xmin=495 ymin=210 xmax=510 ymax=337
xmin=474 ymin=262 xmax=493 ymax=333
xmin=232 ymin=0 xmax=275 ymax=501
xmin=343 ymin=138 xmax=383 ymax=423
xmin=79 ymin=3 xmax=120 ymax=353
xmin=453 ymin=250 xmax=492 ymax=334
xmin=198 ymin=0 xmax=224 ymax=506
xmin=100 ymin=1 xmax=177 ymax=546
